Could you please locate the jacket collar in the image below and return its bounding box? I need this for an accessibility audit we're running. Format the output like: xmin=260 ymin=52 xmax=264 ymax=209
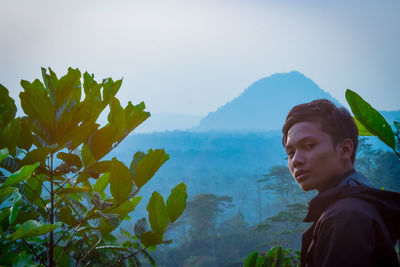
xmin=303 ymin=169 xmax=370 ymax=222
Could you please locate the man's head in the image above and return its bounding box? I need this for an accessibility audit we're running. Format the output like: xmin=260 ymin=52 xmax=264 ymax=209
xmin=282 ymin=99 xmax=358 ymax=192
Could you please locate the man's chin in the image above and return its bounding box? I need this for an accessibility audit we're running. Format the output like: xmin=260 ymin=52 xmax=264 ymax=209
xmin=299 ymin=182 xmax=316 ymax=192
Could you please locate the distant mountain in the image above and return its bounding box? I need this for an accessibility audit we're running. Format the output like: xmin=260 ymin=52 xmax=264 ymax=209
xmin=193 ymin=71 xmax=341 ymax=132
xmin=135 ymin=113 xmax=203 ymax=133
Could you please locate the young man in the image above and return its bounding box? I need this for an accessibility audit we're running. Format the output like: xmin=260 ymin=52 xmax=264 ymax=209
xmin=282 ymin=99 xmax=400 ymax=267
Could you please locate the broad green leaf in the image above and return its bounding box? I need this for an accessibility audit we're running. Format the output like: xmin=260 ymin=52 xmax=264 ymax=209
xmin=124 ymin=101 xmax=150 ymax=136
xmin=93 ymin=173 xmax=110 ymax=193
xmin=10 ymin=251 xmax=35 ymax=267
xmin=0 ymin=186 xmax=17 ymax=203
xmin=54 ymin=246 xmax=71 ymax=267
xmin=146 ymin=191 xmax=168 ymax=235
xmin=13 ymin=210 xmax=40 ymax=226
xmin=244 ymin=251 xmax=259 ymax=267
xmin=96 ymin=210 xmax=121 ymax=228
xmin=139 ymin=231 xmax=163 ymax=247
xmin=75 ymin=86 xmax=105 ymax=124
xmin=18 ymin=118 xmax=34 ymax=150
xmin=131 ymin=196 xmax=142 ymax=209
xmin=76 ymin=172 xmax=91 ymax=184
xmin=57 ymin=152 xmax=83 ymax=170
xmin=346 ymin=89 xmax=396 ymax=150
xmin=84 ymin=160 xmax=111 ymax=178
xmin=19 ymin=147 xmax=50 ymax=166
xmin=0 ymin=148 xmax=9 ymax=163
xmin=81 ymin=143 xmax=96 ymax=167
xmin=54 ymin=67 xmax=81 ymax=109
xmin=130 ymin=151 xmax=145 ymax=177
xmin=9 ymin=203 xmax=19 ymax=225
xmin=0 ymin=208 xmax=11 ymax=231
xmin=0 ymin=118 xmax=22 ymax=156
xmin=41 ymin=67 xmax=56 ymax=98
xmin=354 ymin=117 xmax=373 ymax=136
xmin=83 ymin=71 xmax=95 ymax=95
xmin=135 ymin=149 xmax=169 ymax=188
xmin=2 ymin=163 xmax=39 ymax=187
xmin=0 ymin=84 xmax=17 ymax=128
xmin=105 ymin=198 xmax=138 ymax=216
xmin=67 ymin=121 xmax=99 ymax=151
xmin=20 ymin=79 xmax=55 ymax=141
xmin=9 ymin=191 xmax=22 ymax=225
xmin=166 ymin=183 xmax=187 ymax=223
xmin=108 ymin=97 xmax=126 ymax=139
xmin=7 ymin=219 xmax=61 ymax=241
xmin=102 ymin=78 xmax=122 ymax=104
xmin=97 ymin=213 xmax=121 ymax=236
xmin=109 ymin=158 xmax=133 ymax=203
xmin=88 ymin=126 xmax=117 ymax=161
xmin=57 ymin=186 xmax=89 ymax=195
xmin=24 ymin=175 xmax=44 ymax=209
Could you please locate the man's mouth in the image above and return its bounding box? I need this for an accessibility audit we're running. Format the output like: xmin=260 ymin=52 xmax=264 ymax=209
xmin=295 ymin=170 xmax=310 ymax=182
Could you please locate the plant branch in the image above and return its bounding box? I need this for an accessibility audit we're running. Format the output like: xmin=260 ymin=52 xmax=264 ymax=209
xmin=22 ymin=238 xmax=48 ymax=267
xmin=77 ymin=238 xmax=103 ymax=266
xmin=55 ymin=221 xmax=84 ymax=265
xmin=110 ymin=247 xmax=147 ymax=266
xmin=32 ymin=174 xmax=50 ymax=194
xmin=49 ymin=152 xmax=54 ymax=267
xmin=54 ymin=225 xmax=74 ymax=247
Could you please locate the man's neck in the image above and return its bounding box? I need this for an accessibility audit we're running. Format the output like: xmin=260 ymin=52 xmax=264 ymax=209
xmin=317 ymin=168 xmax=355 ymax=193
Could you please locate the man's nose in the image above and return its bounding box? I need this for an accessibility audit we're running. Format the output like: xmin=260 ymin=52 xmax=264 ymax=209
xmin=291 ymin=151 xmax=305 ymax=168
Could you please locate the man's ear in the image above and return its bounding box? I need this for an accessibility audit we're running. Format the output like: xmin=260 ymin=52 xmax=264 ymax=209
xmin=338 ymin=138 xmax=354 ymax=161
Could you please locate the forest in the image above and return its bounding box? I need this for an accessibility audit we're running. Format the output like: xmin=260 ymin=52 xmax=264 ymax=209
xmin=0 ymin=69 xmax=399 ymax=267
xmin=147 ymin=137 xmax=400 ymax=266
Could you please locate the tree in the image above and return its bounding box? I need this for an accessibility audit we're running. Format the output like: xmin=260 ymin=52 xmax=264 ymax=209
xmin=258 ymin=166 xmax=303 ymax=205
xmin=0 ymin=68 xmax=187 ymax=266
xmin=185 ymin=194 xmax=233 ymax=240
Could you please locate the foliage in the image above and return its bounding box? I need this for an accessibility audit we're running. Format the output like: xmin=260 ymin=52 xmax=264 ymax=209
xmin=184 ymin=193 xmax=233 ymax=239
xmin=244 ymin=246 xmax=300 ymax=267
xmin=258 ymin=166 xmax=304 ymax=205
xmin=346 ymin=89 xmax=400 ymax=158
xmin=0 ymin=68 xmax=187 ymax=266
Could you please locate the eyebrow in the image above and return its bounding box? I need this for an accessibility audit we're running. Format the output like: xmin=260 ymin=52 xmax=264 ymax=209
xmin=285 ymin=136 xmax=316 ymax=151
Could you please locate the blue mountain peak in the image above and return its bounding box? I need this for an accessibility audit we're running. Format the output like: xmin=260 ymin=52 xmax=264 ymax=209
xmin=194 ymin=71 xmax=340 ymax=132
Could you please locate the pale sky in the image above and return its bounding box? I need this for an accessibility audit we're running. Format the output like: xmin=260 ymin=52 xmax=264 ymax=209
xmin=1 ymin=0 xmax=399 ymax=118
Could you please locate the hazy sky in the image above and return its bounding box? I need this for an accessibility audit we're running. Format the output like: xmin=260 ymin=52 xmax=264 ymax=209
xmin=1 ymin=0 xmax=399 ymax=116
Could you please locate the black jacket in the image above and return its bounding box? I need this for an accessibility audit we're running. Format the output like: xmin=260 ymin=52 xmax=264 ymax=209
xmin=301 ymin=170 xmax=400 ymax=267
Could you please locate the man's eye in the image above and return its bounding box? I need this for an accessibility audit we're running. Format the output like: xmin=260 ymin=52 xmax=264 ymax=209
xmin=305 ymin=144 xmax=315 ymax=150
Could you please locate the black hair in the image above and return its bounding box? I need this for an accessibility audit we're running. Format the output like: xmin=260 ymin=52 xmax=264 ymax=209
xmin=282 ymin=99 xmax=358 ymax=163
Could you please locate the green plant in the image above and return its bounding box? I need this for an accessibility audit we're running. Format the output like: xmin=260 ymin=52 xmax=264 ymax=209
xmin=244 ymin=246 xmax=300 ymax=267
xmin=0 ymin=68 xmax=187 ymax=266
xmin=345 ymin=89 xmax=400 ymax=158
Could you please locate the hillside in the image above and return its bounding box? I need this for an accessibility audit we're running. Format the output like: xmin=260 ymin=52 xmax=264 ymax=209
xmin=193 ymin=71 xmax=340 ymax=132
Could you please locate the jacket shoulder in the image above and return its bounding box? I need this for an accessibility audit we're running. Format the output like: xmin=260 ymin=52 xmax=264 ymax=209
xmin=321 ymin=197 xmax=380 ymax=222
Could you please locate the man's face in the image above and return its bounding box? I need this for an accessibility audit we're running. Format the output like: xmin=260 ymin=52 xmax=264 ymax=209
xmin=285 ymin=121 xmax=344 ymax=192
